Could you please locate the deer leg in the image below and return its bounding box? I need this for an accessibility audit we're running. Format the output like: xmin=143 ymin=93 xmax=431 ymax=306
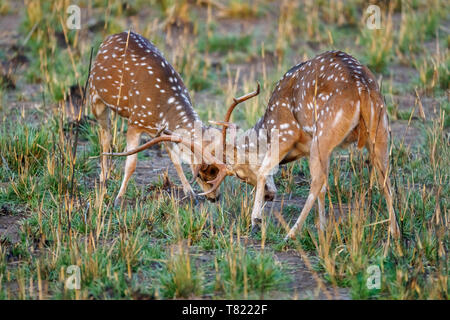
xmin=286 ymin=97 xmax=364 ymax=240
xmin=99 ymin=120 xmax=112 ymax=184
xmin=286 ymin=121 xmax=352 ymax=238
xmin=251 ymin=152 xmax=277 ymax=230
xmin=368 ymin=137 xmax=400 ymax=239
xmin=114 ymin=126 xmax=142 ymax=207
xmin=379 ymin=172 xmax=400 ymax=238
xmin=164 ymin=142 xmax=196 ymax=198
xmin=318 ymin=183 xmax=327 ymax=231
xmin=251 ymin=172 xmax=269 ymax=232
xmin=285 ymin=147 xmax=328 ymax=240
xmin=92 ymin=101 xmax=112 ymax=184
xmin=251 ymin=143 xmax=292 ymax=232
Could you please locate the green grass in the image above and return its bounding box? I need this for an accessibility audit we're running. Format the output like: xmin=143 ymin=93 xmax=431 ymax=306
xmin=0 ymin=0 xmax=448 ymax=300
xmin=198 ymin=34 xmax=252 ymax=54
xmin=160 ymin=247 xmax=203 ymax=298
xmin=215 ymin=246 xmax=289 ymax=298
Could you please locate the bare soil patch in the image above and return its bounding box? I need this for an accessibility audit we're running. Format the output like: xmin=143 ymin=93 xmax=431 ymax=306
xmin=390 ymin=120 xmax=423 ymax=147
xmin=0 ymin=204 xmax=23 ymax=244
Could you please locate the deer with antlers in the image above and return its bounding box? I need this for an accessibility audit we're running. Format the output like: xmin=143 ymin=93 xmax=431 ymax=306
xmin=216 ymin=50 xmax=401 ymax=240
xmin=89 ymin=31 xmax=258 ymax=206
xmin=96 ymin=36 xmax=400 ymax=240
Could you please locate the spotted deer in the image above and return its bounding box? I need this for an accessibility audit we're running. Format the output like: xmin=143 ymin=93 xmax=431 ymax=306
xmin=218 ymin=50 xmax=401 ymax=240
xmin=89 ymin=31 xmax=257 ymax=205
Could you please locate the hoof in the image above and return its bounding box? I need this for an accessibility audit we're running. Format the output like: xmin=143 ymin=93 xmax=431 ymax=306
xmin=284 ymin=230 xmax=296 ymax=242
xmin=251 ymin=224 xmax=261 ymax=235
xmin=114 ymin=197 xmax=124 ymax=209
xmin=185 ymin=191 xmax=207 ymax=205
xmin=264 ymin=192 xmax=275 ymax=201
xmin=251 ymin=218 xmax=262 ymax=235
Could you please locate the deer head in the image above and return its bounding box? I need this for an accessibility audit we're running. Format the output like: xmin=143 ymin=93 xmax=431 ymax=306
xmin=203 ymin=82 xmax=277 ymax=200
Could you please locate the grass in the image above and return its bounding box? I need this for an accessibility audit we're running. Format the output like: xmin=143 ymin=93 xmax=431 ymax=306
xmin=160 ymin=244 xmax=203 ymax=298
xmin=198 ymin=33 xmax=252 ymax=54
xmin=215 ymin=245 xmax=288 ymax=298
xmin=0 ymin=0 xmax=448 ymax=300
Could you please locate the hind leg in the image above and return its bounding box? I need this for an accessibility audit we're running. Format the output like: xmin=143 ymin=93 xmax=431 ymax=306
xmin=317 ymin=183 xmax=327 ymax=231
xmin=286 ymin=99 xmax=360 ymax=240
xmin=367 ymin=133 xmax=400 ymax=238
xmin=92 ymin=101 xmax=112 ymax=184
xmin=286 ymin=141 xmax=329 ymax=239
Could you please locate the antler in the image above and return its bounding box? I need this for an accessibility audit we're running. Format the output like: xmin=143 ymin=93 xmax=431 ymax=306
xmin=224 ymin=82 xmax=261 ymax=123
xmin=103 ymin=131 xmax=229 ymax=196
xmin=223 ymin=82 xmax=260 ymax=146
xmin=210 ymin=82 xmax=260 ymax=162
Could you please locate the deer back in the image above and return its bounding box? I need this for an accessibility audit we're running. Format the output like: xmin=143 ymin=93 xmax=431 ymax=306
xmin=89 ymin=31 xmax=199 ymax=133
xmin=256 ymin=51 xmax=387 ymax=149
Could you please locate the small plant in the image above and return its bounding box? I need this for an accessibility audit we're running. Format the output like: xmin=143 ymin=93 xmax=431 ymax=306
xmin=0 ymin=123 xmax=50 ymax=175
xmin=215 ymin=243 xmax=288 ymax=298
xmin=414 ymin=54 xmax=449 ymax=92
xmin=160 ymin=245 xmax=203 ymax=298
xmin=219 ymin=0 xmax=263 ymax=19
xmin=0 ymin=0 xmax=10 ymax=15
xmin=359 ymin=4 xmax=394 ymax=73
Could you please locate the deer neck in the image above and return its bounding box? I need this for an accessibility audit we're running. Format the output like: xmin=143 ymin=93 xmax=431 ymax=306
xmin=225 ymin=87 xmax=297 ymax=173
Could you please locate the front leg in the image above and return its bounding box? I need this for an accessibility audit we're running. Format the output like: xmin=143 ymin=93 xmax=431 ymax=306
xmin=164 ymin=142 xmax=196 ymax=198
xmin=251 ymin=130 xmax=300 ymax=232
xmin=251 ymin=150 xmax=281 ymax=231
xmin=251 ymin=173 xmax=267 ymax=230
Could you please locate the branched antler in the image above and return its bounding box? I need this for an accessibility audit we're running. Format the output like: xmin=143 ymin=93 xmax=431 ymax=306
xmin=209 ymin=82 xmax=261 ymax=162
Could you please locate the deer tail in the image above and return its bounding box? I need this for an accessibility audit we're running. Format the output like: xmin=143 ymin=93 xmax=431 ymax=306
xmin=357 ymin=89 xmax=371 ymax=149
xmin=358 ymin=89 xmax=388 ymax=151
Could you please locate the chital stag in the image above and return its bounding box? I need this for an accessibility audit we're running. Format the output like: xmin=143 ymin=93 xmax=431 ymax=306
xmin=89 ymin=31 xmax=257 ymax=205
xmin=217 ymin=50 xmax=401 ymax=240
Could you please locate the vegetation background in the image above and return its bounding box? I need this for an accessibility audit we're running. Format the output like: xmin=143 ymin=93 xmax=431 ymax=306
xmin=0 ymin=0 xmax=448 ymax=299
